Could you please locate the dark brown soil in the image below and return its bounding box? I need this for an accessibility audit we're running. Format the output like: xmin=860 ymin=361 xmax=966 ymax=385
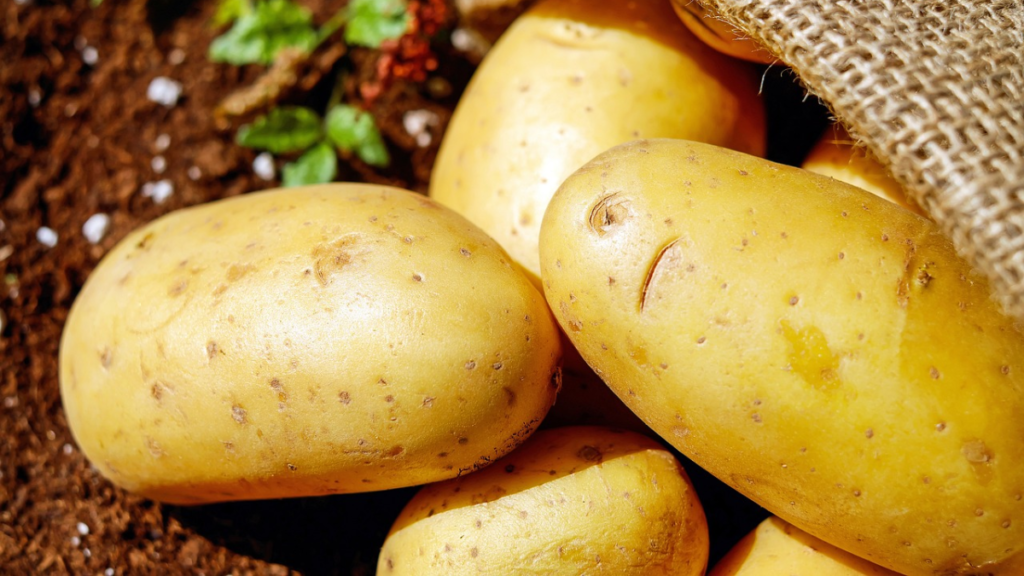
xmin=0 ymin=1 xmax=827 ymax=573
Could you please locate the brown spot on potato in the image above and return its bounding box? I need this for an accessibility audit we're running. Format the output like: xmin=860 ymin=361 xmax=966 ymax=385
xmin=287 ymin=463 xmax=297 ymax=471
xmin=458 ymin=437 xmax=469 ymax=445
xmin=470 ymin=547 xmax=479 ymax=558
xmin=789 ymin=296 xmax=800 ymax=306
xmin=270 ymin=378 xmax=286 ymax=401
xmin=339 ymin=391 xmax=351 ymax=404
xmin=460 ymin=247 xmax=471 ymax=257
xmin=385 ymin=445 xmax=405 ymax=457
xmin=206 ymin=341 xmax=219 ymax=359
xmin=936 ymin=422 xmax=947 ymax=431
xmin=588 ymin=193 xmax=632 ymax=236
xmin=99 ymin=347 xmax=113 ymax=370
xmin=412 ymin=273 xmax=423 ymax=282
xmin=168 ymin=279 xmax=189 ymax=297
xmin=492 ymin=362 xmax=503 ymax=371
xmin=502 ymin=387 xmax=516 ymax=406
xmin=384 ymin=395 xmax=394 ymax=403
xmin=1001 ymin=365 xmax=1012 ymax=375
xmin=930 ymin=367 xmax=941 ymax=379
xmin=465 ymin=360 xmax=476 ymax=370
xmin=865 ymin=428 xmax=874 ymax=439
xmin=577 ymin=445 xmax=602 ymax=462
xmin=231 ymin=405 xmax=247 ymax=424
xmin=422 ymin=396 xmax=434 ymax=407
xmin=226 ymin=263 xmax=255 ymax=282
xmin=312 ymin=235 xmax=360 ymax=286
xmin=559 ymin=301 xmax=583 ymax=332
xmin=437 ymin=452 xmax=448 ymax=458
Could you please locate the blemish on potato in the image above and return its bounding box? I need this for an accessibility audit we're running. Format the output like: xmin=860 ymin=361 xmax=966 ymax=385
xmin=422 ymin=396 xmax=434 ymax=407
xmin=492 ymin=362 xmax=503 ymax=370
xmin=385 ymin=445 xmax=405 ymax=457
xmin=412 ymin=273 xmax=424 ymax=282
xmin=437 ymin=452 xmax=448 ymax=458
xmin=286 ymin=463 xmax=297 ymax=471
xmin=145 ymin=437 xmax=164 ymax=458
xmin=99 ymin=347 xmax=113 ymax=370
xmin=865 ymin=428 xmax=874 ymax=439
xmin=460 ymin=247 xmax=471 ymax=257
xmin=936 ymin=422 xmax=947 ymax=432
xmin=470 ymin=547 xmax=479 ymax=558
xmin=789 ymin=296 xmax=800 ymax=306
xmin=577 ymin=445 xmax=602 ymax=462
xmin=168 ymin=279 xmax=189 ymax=297
xmin=458 ymin=437 xmax=469 ymax=445
xmin=641 ymin=238 xmax=684 ymax=312
xmin=465 ymin=360 xmax=476 ymax=370
xmin=930 ymin=366 xmax=941 ymax=379
xmin=231 ymin=405 xmax=247 ymax=425
xmin=338 ymin=391 xmax=351 ymax=405
xmin=385 ymin=395 xmax=394 ymax=403
xmin=270 ymin=378 xmax=286 ymax=402
xmin=780 ymin=320 xmax=840 ymax=391
xmin=588 ymin=193 xmax=632 ymax=236
xmin=502 ymin=387 xmax=516 ymax=406
xmin=206 ymin=341 xmax=220 ymax=360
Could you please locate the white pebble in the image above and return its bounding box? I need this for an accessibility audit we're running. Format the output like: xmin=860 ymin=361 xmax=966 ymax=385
xmin=168 ymin=48 xmax=186 ymax=65
xmin=151 ymin=155 xmax=167 ymax=174
xmin=105 ymin=569 xmax=114 ymax=576
xmin=147 ymin=77 xmax=183 ymax=107
xmin=82 ymin=46 xmax=99 ymax=66
xmin=82 ymin=213 xmax=111 ymax=244
xmin=141 ymin=180 xmax=174 ymax=204
xmin=2 ymin=397 xmax=16 ymax=408
xmin=403 ymin=109 xmax=438 ymax=136
xmin=0 ymin=246 xmax=11 ymax=262
xmin=450 ymin=28 xmax=490 ymax=57
xmin=77 ymin=522 xmax=90 ymax=536
xmin=36 ymin=226 xmax=58 ymax=248
xmin=27 ymin=89 xmax=41 ymax=108
xmin=252 ymin=152 xmax=276 ymax=180
xmin=70 ymin=536 xmax=81 ymax=547
xmin=154 ymin=133 xmax=171 ymax=152
xmin=415 ymin=132 xmax=432 ymax=147
xmin=84 ymin=548 xmax=92 ymax=558
xmin=63 ymin=443 xmax=74 ymax=455
xmin=187 ymin=166 xmax=202 ymax=181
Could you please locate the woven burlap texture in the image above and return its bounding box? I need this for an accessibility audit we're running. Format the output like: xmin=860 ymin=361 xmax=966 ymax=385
xmin=696 ymin=0 xmax=1024 ymax=320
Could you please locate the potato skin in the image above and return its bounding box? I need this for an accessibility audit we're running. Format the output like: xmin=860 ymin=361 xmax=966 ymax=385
xmin=539 ymin=139 xmax=1024 ymax=575
xmin=378 ymin=426 xmax=709 ymax=575
xmin=710 ymin=517 xmax=900 ymax=576
xmin=430 ymin=0 xmax=765 ymax=280
xmin=59 ymin=184 xmax=561 ymax=504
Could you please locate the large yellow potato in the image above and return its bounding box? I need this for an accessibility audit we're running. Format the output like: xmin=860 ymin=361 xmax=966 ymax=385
xmin=378 ymin=426 xmax=709 ymax=575
xmin=710 ymin=517 xmax=900 ymax=575
xmin=539 ymin=139 xmax=1024 ymax=575
xmin=60 ymin=184 xmax=561 ymax=504
xmin=431 ymin=0 xmax=766 ymax=281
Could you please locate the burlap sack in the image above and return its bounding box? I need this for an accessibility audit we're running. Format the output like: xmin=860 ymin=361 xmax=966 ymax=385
xmin=693 ymin=0 xmax=1024 ymax=321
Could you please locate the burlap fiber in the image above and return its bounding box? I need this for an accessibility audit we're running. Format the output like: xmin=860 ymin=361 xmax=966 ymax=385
xmin=695 ymin=0 xmax=1024 ymax=321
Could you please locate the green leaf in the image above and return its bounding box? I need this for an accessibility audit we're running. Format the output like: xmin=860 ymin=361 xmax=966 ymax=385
xmin=237 ymin=106 xmax=324 ymax=153
xmin=325 ymin=104 xmax=390 ymax=167
xmin=212 ymin=0 xmax=253 ymax=27
xmin=90 ymin=0 xmax=103 ymax=6
xmin=282 ymin=142 xmax=337 ymax=187
xmin=209 ymin=0 xmax=320 ymax=65
xmin=344 ymin=0 xmax=411 ymax=48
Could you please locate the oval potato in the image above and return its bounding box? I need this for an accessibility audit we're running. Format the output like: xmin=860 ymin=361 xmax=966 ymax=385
xmin=709 ymin=517 xmax=900 ymax=576
xmin=60 ymin=184 xmax=562 ymax=504
xmin=539 ymin=139 xmax=1024 ymax=575
xmin=378 ymin=426 xmax=709 ymax=575
xmin=431 ymin=0 xmax=766 ymax=281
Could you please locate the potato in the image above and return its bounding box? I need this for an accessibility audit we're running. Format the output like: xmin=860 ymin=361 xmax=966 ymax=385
xmin=59 ymin=184 xmax=562 ymax=504
xmin=669 ymin=0 xmax=774 ymax=64
xmin=803 ymin=124 xmax=925 ymax=217
xmin=378 ymin=426 xmax=709 ymax=575
xmin=539 ymin=139 xmax=1024 ymax=575
xmin=709 ymin=516 xmax=900 ymax=576
xmin=431 ymin=0 xmax=766 ymax=281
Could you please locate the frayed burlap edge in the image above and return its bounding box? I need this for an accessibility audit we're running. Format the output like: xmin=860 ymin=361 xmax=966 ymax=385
xmin=695 ymin=0 xmax=1024 ymax=322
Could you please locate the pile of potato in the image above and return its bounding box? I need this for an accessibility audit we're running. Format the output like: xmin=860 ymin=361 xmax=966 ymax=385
xmin=59 ymin=0 xmax=1024 ymax=574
